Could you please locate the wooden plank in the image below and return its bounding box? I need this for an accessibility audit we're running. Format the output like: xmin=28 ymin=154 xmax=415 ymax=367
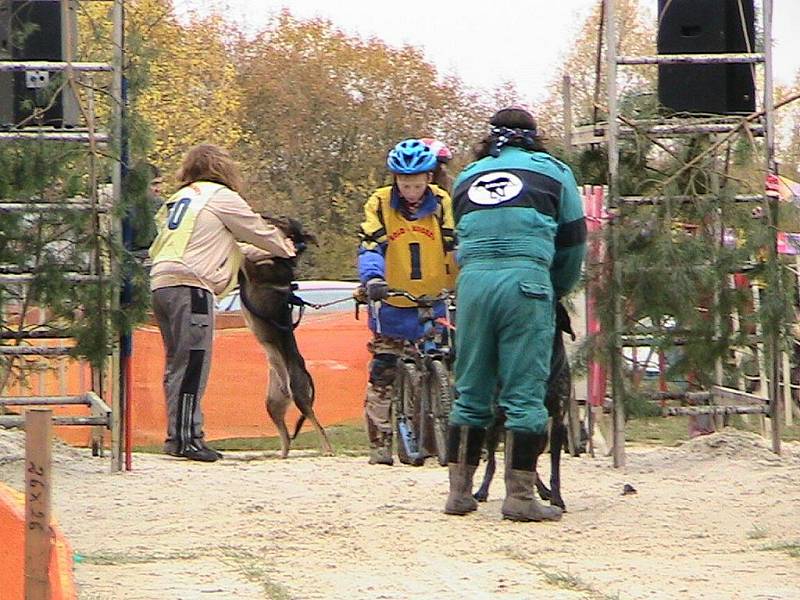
xmin=663 ymin=405 xmax=769 ymax=416
xmin=617 ymin=53 xmax=764 ymax=65
xmin=0 ymin=203 xmax=110 ymax=212
xmin=710 ymin=385 xmax=769 ymax=406
xmin=571 ymin=122 xmax=764 ymax=145
xmin=0 ymin=415 xmax=108 ymax=427
xmin=0 ymin=61 xmax=112 ymax=72
xmin=618 ymin=194 xmax=762 ymax=205
xmin=25 ymin=409 xmax=52 ymax=600
xmin=0 ymin=396 xmax=89 ymax=406
xmin=644 ymin=390 xmax=711 ymax=402
xmin=0 ymin=273 xmax=101 ymax=283
xmin=0 ymin=131 xmax=110 ymax=143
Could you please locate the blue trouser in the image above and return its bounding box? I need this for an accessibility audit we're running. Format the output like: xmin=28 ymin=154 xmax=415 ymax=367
xmin=450 ymin=260 xmax=554 ymax=434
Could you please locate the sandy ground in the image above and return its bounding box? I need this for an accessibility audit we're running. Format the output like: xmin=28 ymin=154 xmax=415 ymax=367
xmin=1 ymin=428 xmax=799 ymax=600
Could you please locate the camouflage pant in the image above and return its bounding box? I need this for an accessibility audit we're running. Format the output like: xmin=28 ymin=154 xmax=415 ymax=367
xmin=364 ymin=335 xmax=411 ymax=447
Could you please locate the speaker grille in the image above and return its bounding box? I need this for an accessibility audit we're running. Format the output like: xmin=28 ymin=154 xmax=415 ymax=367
xmin=657 ymin=0 xmax=756 ymax=115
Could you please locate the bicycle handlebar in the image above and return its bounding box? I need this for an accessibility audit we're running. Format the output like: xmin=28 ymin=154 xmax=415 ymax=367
xmin=384 ymin=289 xmax=453 ymax=306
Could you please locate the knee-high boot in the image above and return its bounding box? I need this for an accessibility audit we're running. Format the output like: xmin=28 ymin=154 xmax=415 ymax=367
xmin=444 ymin=425 xmax=485 ymax=515
xmin=501 ymin=429 xmax=562 ymax=522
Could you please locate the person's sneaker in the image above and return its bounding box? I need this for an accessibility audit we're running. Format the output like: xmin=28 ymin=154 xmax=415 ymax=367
xmin=181 ymin=443 xmax=219 ymax=463
xmin=196 ymin=440 xmax=223 ymax=459
xmin=368 ymin=446 xmax=394 ymax=465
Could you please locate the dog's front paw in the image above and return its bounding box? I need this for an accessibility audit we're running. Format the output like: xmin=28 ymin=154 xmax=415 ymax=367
xmin=473 ymin=489 xmax=489 ymax=503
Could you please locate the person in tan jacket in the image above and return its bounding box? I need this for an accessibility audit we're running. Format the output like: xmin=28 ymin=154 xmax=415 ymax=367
xmin=149 ymin=144 xmax=295 ymax=462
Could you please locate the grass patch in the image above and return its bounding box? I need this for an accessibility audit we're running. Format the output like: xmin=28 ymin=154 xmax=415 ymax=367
xmin=728 ymin=415 xmax=800 ymax=442
xmin=624 ymin=414 xmax=800 ymax=446
xmin=134 ymin=421 xmax=369 ymax=455
xmin=625 ymin=416 xmax=691 ymax=446
xmin=75 ymin=550 xmax=200 ymax=565
xmin=218 ymin=546 xmax=292 ymax=600
xmin=503 ymin=548 xmax=616 ymax=599
xmin=760 ymin=542 xmax=800 ymax=559
xmin=747 ymin=525 xmax=769 ymax=540
xmin=132 ymin=411 xmax=800 ymax=455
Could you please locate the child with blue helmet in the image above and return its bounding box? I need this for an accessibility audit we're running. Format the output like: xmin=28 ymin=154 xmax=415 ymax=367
xmin=358 ymin=139 xmax=456 ymax=465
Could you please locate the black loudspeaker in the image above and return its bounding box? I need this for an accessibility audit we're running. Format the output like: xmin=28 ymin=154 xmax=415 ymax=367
xmin=0 ymin=1 xmax=78 ymax=127
xmin=12 ymin=0 xmax=63 ymax=126
xmin=657 ymin=0 xmax=756 ymax=115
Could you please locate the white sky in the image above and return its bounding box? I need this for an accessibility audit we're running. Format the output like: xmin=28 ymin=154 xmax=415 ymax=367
xmin=173 ymin=0 xmax=800 ymax=103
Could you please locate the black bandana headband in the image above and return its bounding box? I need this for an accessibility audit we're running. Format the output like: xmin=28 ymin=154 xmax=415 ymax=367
xmin=488 ymin=125 xmax=539 ymax=157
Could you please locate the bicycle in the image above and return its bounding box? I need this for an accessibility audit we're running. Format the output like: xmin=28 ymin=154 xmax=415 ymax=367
xmin=372 ymin=289 xmax=456 ymax=467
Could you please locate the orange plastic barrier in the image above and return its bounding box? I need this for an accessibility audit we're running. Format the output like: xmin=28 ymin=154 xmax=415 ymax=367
xmin=6 ymin=311 xmax=371 ymax=447
xmin=128 ymin=310 xmax=371 ymax=446
xmin=38 ymin=311 xmax=371 ymax=447
xmin=0 ymin=482 xmax=77 ymax=600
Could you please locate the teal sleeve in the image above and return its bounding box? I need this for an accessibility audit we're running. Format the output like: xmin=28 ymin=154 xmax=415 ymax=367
xmin=551 ymin=170 xmax=587 ymax=297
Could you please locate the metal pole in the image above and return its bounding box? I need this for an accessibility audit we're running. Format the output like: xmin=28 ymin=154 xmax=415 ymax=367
xmin=605 ymin=0 xmax=625 ymax=467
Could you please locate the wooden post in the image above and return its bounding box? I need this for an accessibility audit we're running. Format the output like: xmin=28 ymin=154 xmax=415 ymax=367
xmin=762 ymin=0 xmax=781 ymax=455
xmin=562 ymin=74 xmax=573 ymax=152
xmin=110 ymin=0 xmax=125 ymax=472
xmin=25 ymin=409 xmax=52 ymax=600
xmin=751 ymin=284 xmax=770 ymax=437
xmin=606 ymin=0 xmax=626 ymax=468
xmin=782 ymin=351 xmax=793 ymax=426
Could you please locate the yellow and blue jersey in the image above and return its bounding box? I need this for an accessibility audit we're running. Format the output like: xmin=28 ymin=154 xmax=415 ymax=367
xmin=358 ymin=184 xmax=454 ymax=339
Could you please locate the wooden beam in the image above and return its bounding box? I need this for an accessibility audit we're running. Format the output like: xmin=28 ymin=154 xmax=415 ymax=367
xmin=0 ymin=415 xmax=109 ymax=427
xmin=25 ymin=409 xmax=52 ymax=600
xmin=0 ymin=396 xmax=89 ymax=406
xmin=0 ymin=61 xmax=112 ymax=72
xmin=662 ymin=405 xmax=769 ymax=416
xmin=710 ymin=385 xmax=769 ymax=406
xmin=618 ymin=53 xmax=764 ymax=65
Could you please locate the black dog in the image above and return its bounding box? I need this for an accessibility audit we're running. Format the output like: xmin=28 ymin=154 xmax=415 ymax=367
xmin=473 ymin=303 xmax=574 ymax=510
xmin=238 ymin=215 xmax=333 ymax=458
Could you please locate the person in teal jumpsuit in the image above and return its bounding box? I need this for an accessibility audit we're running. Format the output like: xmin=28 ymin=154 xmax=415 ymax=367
xmin=443 ymin=107 xmax=586 ymax=522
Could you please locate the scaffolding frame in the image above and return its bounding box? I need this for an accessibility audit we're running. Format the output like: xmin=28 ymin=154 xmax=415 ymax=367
xmin=0 ymin=0 xmax=126 ymax=471
xmin=598 ymin=0 xmax=781 ymax=467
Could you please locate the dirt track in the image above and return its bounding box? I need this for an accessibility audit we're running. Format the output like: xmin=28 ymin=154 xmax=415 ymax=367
xmin=1 ymin=428 xmax=799 ymax=600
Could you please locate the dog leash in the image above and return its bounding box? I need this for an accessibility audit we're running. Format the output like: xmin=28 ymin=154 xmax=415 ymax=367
xmin=237 ymin=275 xmax=304 ymax=331
xmin=234 ymin=280 xmax=355 ymax=331
xmin=300 ymin=296 xmax=355 ymax=310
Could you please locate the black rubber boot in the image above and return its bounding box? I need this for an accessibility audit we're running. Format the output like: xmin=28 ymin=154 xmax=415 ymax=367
xmin=501 ymin=429 xmax=562 ymax=522
xmin=444 ymin=425 xmax=485 ymax=515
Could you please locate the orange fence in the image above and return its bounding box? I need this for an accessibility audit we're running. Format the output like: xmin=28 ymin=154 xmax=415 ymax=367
xmin=6 ymin=311 xmax=371 ymax=447
xmin=126 ymin=311 xmax=371 ymax=446
xmin=0 ymin=482 xmax=77 ymax=600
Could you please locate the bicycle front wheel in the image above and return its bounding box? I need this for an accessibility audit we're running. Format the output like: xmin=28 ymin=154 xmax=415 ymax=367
xmin=429 ymin=359 xmax=454 ymax=467
xmin=393 ymin=361 xmax=424 ymax=466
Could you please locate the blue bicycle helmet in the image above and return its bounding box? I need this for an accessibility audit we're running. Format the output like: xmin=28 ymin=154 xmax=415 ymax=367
xmin=386 ymin=139 xmax=438 ymax=174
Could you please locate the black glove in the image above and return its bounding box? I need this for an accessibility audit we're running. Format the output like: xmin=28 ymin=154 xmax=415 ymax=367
xmin=366 ymin=278 xmax=389 ymax=301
